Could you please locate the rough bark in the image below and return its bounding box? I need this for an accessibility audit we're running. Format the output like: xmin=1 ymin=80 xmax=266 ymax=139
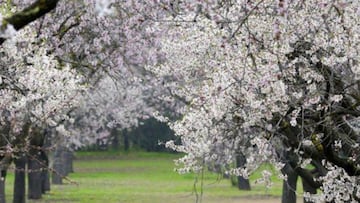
xmin=13 ymin=155 xmax=26 ymax=203
xmin=281 ymin=164 xmax=298 ymax=203
xmin=302 ymin=177 xmax=317 ymax=203
xmin=235 ymin=154 xmax=251 ymax=190
xmin=27 ymin=152 xmax=43 ymax=199
xmin=40 ymin=151 xmax=50 ymax=193
xmin=41 ymin=169 xmax=50 ymax=194
xmin=63 ymin=150 xmax=73 ymax=174
xmin=41 ymin=129 xmax=51 ymax=192
xmin=27 ymin=128 xmax=46 ymax=200
xmin=0 ymin=0 xmax=59 ymax=45
xmin=52 ymin=147 xmax=64 ymax=185
xmin=28 ymin=157 xmax=42 ymax=199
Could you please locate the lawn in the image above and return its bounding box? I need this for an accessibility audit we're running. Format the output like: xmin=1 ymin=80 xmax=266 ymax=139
xmin=5 ymin=151 xmax=303 ymax=202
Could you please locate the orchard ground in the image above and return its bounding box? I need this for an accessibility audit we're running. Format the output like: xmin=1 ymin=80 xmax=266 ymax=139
xmin=6 ymin=151 xmax=303 ymax=202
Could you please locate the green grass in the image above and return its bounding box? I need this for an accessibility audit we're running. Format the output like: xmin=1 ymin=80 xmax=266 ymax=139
xmin=4 ymin=151 xmax=304 ymax=202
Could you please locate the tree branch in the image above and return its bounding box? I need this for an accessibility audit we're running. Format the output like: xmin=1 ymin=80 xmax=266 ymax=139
xmin=0 ymin=0 xmax=59 ymax=45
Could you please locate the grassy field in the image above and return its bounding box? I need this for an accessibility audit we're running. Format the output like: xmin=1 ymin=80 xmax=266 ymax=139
xmin=4 ymin=151 xmax=303 ymax=202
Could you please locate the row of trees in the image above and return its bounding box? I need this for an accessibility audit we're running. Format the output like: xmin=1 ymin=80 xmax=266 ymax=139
xmin=0 ymin=0 xmax=359 ymax=203
xmin=0 ymin=1 xmax=178 ymax=202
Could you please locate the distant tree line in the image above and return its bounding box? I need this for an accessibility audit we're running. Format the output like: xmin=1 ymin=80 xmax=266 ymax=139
xmin=84 ymin=118 xmax=177 ymax=153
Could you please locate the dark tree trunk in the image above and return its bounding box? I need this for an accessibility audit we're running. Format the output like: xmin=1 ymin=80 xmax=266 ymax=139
xmin=123 ymin=130 xmax=129 ymax=152
xmin=281 ymin=164 xmax=298 ymax=203
xmin=13 ymin=155 xmax=26 ymax=203
xmin=63 ymin=150 xmax=73 ymax=174
xmin=302 ymin=177 xmax=317 ymax=203
xmin=111 ymin=128 xmax=119 ymax=150
xmin=40 ymin=151 xmax=50 ymax=193
xmin=236 ymin=154 xmax=251 ymax=190
xmin=237 ymin=175 xmax=251 ymax=190
xmin=42 ymin=128 xmax=51 ymax=193
xmin=27 ymin=152 xmax=42 ymax=199
xmin=41 ymin=169 xmax=50 ymax=194
xmin=52 ymin=147 xmax=64 ymax=185
xmin=0 ymin=170 xmax=6 ymax=203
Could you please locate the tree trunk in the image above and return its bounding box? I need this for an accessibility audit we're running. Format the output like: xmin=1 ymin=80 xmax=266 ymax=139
xmin=40 ymin=151 xmax=50 ymax=193
xmin=0 ymin=170 xmax=6 ymax=203
xmin=281 ymin=164 xmax=298 ymax=203
xmin=41 ymin=128 xmax=51 ymax=193
xmin=41 ymin=169 xmax=50 ymax=194
xmin=63 ymin=150 xmax=73 ymax=174
xmin=302 ymin=177 xmax=317 ymax=203
xmin=236 ymin=154 xmax=251 ymax=190
xmin=27 ymin=153 xmax=42 ymax=199
xmin=111 ymin=128 xmax=119 ymax=150
xmin=52 ymin=147 xmax=64 ymax=185
xmin=123 ymin=130 xmax=129 ymax=152
xmin=13 ymin=155 xmax=26 ymax=203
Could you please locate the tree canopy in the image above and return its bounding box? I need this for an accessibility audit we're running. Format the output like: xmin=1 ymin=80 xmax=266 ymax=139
xmin=0 ymin=1 xmax=359 ymax=202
